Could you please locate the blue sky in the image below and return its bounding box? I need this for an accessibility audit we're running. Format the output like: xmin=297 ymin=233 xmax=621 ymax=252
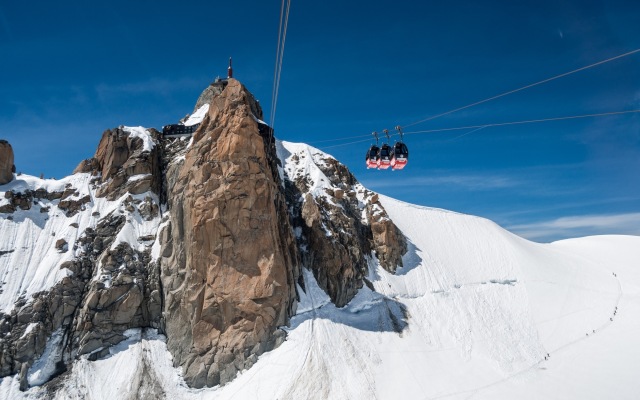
xmin=1 ymin=0 xmax=639 ymax=242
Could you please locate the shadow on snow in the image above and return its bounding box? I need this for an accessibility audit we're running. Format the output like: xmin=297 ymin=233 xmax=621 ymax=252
xmin=290 ymin=269 xmax=409 ymax=334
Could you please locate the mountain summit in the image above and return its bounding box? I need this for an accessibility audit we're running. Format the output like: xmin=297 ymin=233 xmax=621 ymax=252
xmin=0 ymin=78 xmax=407 ymax=392
xmin=1 ymin=79 xmax=638 ymax=399
xmin=159 ymin=79 xmax=300 ymax=387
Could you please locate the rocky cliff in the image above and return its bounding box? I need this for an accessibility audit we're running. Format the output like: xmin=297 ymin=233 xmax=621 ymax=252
xmin=159 ymin=79 xmax=300 ymax=387
xmin=74 ymin=126 xmax=162 ymax=200
xmin=0 ymin=77 xmax=407 ymax=394
xmin=0 ymin=127 xmax=164 ymax=391
xmin=279 ymin=142 xmax=407 ymax=307
xmin=0 ymin=140 xmax=15 ymax=185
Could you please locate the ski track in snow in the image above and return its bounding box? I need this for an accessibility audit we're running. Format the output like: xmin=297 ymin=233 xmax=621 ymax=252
xmin=2 ymin=141 xmax=639 ymax=399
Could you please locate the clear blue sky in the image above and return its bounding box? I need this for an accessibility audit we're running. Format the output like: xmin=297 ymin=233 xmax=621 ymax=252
xmin=1 ymin=0 xmax=639 ymax=242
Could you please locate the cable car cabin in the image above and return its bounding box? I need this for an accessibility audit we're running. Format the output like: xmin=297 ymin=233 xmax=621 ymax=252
xmin=366 ymin=145 xmax=380 ymax=169
xmin=377 ymin=144 xmax=392 ymax=169
xmin=391 ymin=142 xmax=409 ymax=170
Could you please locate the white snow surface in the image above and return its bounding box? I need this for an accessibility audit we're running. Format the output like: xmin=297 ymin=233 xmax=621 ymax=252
xmin=276 ymin=141 xmax=336 ymax=199
xmin=123 ymin=126 xmax=155 ymax=152
xmin=110 ymin=192 xmax=162 ymax=252
xmin=251 ymin=113 xmax=267 ymax=126
xmin=0 ymin=173 xmax=92 ymax=313
xmin=27 ymin=329 xmax=65 ymax=387
xmin=2 ymin=142 xmax=639 ymax=399
xmin=183 ymin=104 xmax=209 ymax=126
xmin=0 ymin=172 xmax=162 ymax=314
xmin=275 ymin=140 xmax=351 ymax=216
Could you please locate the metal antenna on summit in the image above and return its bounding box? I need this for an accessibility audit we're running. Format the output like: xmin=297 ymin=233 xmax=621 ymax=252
xmin=227 ymin=57 xmax=233 ymax=79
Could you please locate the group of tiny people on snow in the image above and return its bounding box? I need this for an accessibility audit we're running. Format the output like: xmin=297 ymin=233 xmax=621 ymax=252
xmin=544 ymin=271 xmax=619 ymax=362
xmin=585 ymin=271 xmax=619 ymax=338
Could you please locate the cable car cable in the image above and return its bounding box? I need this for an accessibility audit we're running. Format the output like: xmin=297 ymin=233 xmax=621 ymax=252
xmin=269 ymin=0 xmax=292 ymax=139
xmin=445 ymin=126 xmax=487 ymax=142
xmin=308 ymin=48 xmax=640 ymax=146
xmin=318 ymin=109 xmax=640 ymax=150
xmin=269 ymin=0 xmax=286 ymax=131
xmin=403 ymin=109 xmax=640 ymax=135
xmin=273 ymin=0 xmax=291 ymax=130
xmin=402 ymin=48 xmax=640 ymax=128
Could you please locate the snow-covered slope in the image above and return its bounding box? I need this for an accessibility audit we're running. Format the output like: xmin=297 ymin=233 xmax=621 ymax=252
xmin=0 ymin=127 xmax=167 ymax=392
xmin=2 ymin=141 xmax=638 ymax=399
xmin=183 ymin=104 xmax=209 ymax=126
xmin=0 ymin=172 xmax=163 ymax=315
xmin=0 ymin=174 xmax=93 ymax=313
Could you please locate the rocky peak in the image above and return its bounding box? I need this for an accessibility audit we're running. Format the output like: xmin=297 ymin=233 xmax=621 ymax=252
xmin=74 ymin=127 xmax=162 ymax=200
xmin=0 ymin=128 xmax=164 ymax=390
xmin=159 ymin=78 xmax=300 ymax=388
xmin=0 ymin=76 xmax=408 ymax=394
xmin=279 ymin=142 xmax=407 ymax=307
xmin=0 ymin=140 xmax=15 ymax=185
xmin=193 ymin=83 xmax=225 ymax=113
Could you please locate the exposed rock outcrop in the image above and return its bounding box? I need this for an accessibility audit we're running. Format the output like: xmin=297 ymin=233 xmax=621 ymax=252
xmin=54 ymin=239 xmax=68 ymax=252
xmin=74 ymin=127 xmax=162 ymax=200
xmin=193 ymin=83 xmax=226 ymax=112
xmin=295 ymin=188 xmax=370 ymax=307
xmin=0 ymin=77 xmax=407 ymax=394
xmin=1 ymin=191 xmax=32 ymax=213
xmin=159 ymin=79 xmax=300 ymax=388
xmin=365 ymin=193 xmax=407 ymax=274
xmin=281 ymin=144 xmax=407 ymax=307
xmin=1 ymin=185 xmax=90 ymax=216
xmin=69 ymin=235 xmax=162 ymax=358
xmin=0 ymin=140 xmax=15 ymax=185
xmin=0 ymin=132 xmax=164 ymax=390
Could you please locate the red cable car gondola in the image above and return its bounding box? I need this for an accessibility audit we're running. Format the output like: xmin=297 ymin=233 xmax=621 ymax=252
xmin=366 ymin=132 xmax=381 ymax=168
xmin=378 ymin=130 xmax=392 ymax=169
xmin=378 ymin=144 xmax=391 ymax=169
xmin=366 ymin=144 xmax=380 ymax=169
xmin=390 ymin=126 xmax=409 ymax=170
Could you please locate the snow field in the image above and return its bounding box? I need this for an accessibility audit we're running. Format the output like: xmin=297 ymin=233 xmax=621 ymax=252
xmin=28 ymin=212 xmax=636 ymax=400
xmin=2 ymin=140 xmax=638 ymax=399
xmin=0 ymin=173 xmax=93 ymax=313
xmin=0 ymin=169 xmax=164 ymax=313
xmin=0 ymin=126 xmax=164 ymax=314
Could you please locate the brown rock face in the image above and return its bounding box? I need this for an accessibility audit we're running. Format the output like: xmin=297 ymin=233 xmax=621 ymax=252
xmin=74 ymin=127 xmax=162 ymax=200
xmin=193 ymin=82 xmax=225 ymax=112
xmin=298 ymin=189 xmax=370 ymax=307
xmin=0 ymin=77 xmax=405 ymax=392
xmin=366 ymin=193 xmax=407 ymax=274
xmin=0 ymin=140 xmax=15 ymax=185
xmin=160 ymin=79 xmax=300 ymax=388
